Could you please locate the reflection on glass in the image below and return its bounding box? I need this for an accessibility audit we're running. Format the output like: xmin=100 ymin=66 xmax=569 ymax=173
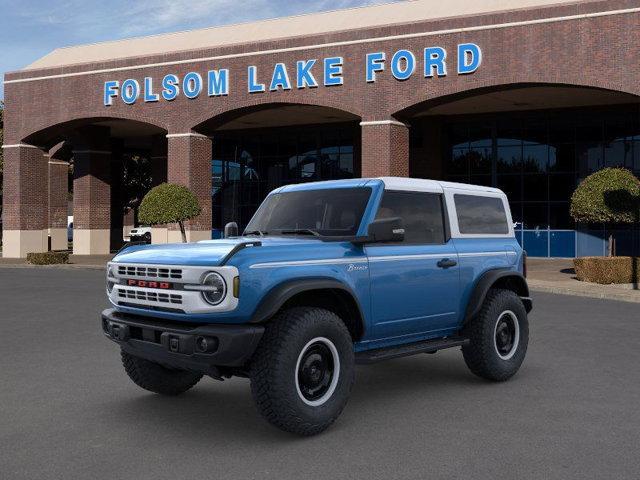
xmin=211 ymin=124 xmax=357 ymax=231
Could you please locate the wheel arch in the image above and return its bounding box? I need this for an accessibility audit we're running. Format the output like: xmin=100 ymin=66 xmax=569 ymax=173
xmin=250 ymin=277 xmax=366 ymax=341
xmin=464 ymin=269 xmax=531 ymax=324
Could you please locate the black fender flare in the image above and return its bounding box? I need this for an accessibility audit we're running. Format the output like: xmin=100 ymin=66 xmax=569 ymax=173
xmin=464 ymin=269 xmax=532 ymax=323
xmin=250 ymin=277 xmax=366 ymax=332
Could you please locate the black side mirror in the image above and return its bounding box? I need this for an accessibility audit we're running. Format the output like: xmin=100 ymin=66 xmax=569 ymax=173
xmin=360 ymin=217 xmax=405 ymax=243
xmin=224 ymin=222 xmax=239 ymax=238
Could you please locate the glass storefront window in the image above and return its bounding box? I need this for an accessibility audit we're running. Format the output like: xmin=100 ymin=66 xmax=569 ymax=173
xmin=211 ymin=123 xmax=358 ymax=232
xmin=497 ymin=145 xmax=522 ymax=173
xmin=442 ymin=105 xmax=640 ymax=235
xmin=523 ymin=144 xmax=548 ymax=173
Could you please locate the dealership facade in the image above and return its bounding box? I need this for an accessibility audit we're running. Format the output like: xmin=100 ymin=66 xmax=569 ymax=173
xmin=3 ymin=0 xmax=640 ymax=257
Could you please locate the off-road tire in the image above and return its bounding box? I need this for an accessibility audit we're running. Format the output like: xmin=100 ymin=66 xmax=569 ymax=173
xmin=462 ymin=288 xmax=529 ymax=381
xmin=250 ymin=307 xmax=355 ymax=436
xmin=121 ymin=350 xmax=202 ymax=395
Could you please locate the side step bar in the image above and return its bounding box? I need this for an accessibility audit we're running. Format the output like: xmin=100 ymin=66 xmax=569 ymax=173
xmin=355 ymin=336 xmax=469 ymax=364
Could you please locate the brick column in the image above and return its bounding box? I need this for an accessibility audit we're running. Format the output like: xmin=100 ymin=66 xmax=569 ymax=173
xmin=72 ymin=127 xmax=112 ymax=255
xmin=1 ymin=144 xmax=49 ymax=258
xmin=150 ymin=134 xmax=169 ymax=244
xmin=48 ymin=159 xmax=69 ymax=251
xmin=360 ymin=120 xmax=410 ymax=177
xmin=166 ymin=133 xmax=212 ymax=243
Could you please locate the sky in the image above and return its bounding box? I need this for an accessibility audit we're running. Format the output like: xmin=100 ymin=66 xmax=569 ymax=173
xmin=0 ymin=0 xmax=400 ymax=100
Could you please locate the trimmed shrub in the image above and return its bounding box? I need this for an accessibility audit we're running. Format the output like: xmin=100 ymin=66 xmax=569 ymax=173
xmin=27 ymin=251 xmax=69 ymax=265
xmin=138 ymin=183 xmax=202 ymax=243
xmin=570 ymin=168 xmax=640 ymax=224
xmin=570 ymin=168 xmax=640 ymax=256
xmin=573 ymin=256 xmax=640 ymax=284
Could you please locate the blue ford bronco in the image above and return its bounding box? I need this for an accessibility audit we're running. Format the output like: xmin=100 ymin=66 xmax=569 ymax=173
xmin=102 ymin=177 xmax=532 ymax=435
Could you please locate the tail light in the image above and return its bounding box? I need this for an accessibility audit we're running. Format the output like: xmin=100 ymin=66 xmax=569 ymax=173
xmin=522 ymin=251 xmax=528 ymax=278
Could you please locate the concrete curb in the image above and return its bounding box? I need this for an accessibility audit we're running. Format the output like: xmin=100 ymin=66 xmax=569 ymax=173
xmin=528 ymin=280 xmax=640 ymax=304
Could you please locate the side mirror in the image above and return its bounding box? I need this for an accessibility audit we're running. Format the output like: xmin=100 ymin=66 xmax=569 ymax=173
xmin=360 ymin=217 xmax=405 ymax=243
xmin=224 ymin=222 xmax=239 ymax=238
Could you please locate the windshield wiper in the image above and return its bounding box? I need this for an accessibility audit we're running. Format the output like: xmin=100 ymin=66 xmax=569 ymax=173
xmin=243 ymin=230 xmax=267 ymax=237
xmin=279 ymin=228 xmax=321 ymax=237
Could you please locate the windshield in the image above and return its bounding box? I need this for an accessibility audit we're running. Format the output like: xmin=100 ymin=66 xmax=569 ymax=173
xmin=245 ymin=187 xmax=372 ymax=237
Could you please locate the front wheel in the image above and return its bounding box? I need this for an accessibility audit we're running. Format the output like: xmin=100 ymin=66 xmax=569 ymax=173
xmin=462 ymin=288 xmax=529 ymax=381
xmin=250 ymin=307 xmax=355 ymax=436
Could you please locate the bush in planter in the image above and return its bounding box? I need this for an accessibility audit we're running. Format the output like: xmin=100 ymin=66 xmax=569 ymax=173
xmin=574 ymin=256 xmax=639 ymax=284
xmin=27 ymin=251 xmax=69 ymax=265
xmin=138 ymin=183 xmax=202 ymax=243
xmin=570 ymin=168 xmax=640 ymax=256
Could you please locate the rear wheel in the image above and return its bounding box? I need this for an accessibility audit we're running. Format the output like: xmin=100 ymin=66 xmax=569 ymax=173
xmin=250 ymin=307 xmax=355 ymax=436
xmin=121 ymin=350 xmax=202 ymax=395
xmin=462 ymin=288 xmax=529 ymax=381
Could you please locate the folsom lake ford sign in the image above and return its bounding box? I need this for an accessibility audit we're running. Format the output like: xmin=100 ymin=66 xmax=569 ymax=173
xmin=103 ymin=43 xmax=482 ymax=106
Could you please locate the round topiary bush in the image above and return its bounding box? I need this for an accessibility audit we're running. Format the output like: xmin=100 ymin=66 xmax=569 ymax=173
xmin=138 ymin=183 xmax=202 ymax=243
xmin=570 ymin=168 xmax=640 ymax=256
xmin=570 ymin=168 xmax=640 ymax=224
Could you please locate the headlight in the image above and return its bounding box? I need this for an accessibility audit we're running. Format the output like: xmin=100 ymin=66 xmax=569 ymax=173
xmin=200 ymin=272 xmax=227 ymax=305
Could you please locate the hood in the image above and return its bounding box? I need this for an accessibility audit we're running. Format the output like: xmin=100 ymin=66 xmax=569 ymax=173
xmin=112 ymin=236 xmax=324 ymax=266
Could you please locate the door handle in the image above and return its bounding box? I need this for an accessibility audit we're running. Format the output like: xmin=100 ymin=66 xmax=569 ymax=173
xmin=437 ymin=258 xmax=457 ymax=269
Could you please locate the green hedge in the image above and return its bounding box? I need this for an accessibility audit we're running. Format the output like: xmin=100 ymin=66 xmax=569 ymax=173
xmin=27 ymin=251 xmax=70 ymax=265
xmin=574 ymin=256 xmax=640 ymax=284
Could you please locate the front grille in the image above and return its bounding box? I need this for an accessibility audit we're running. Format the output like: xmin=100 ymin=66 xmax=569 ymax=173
xmin=117 ymin=265 xmax=182 ymax=279
xmin=118 ymin=288 xmax=183 ymax=304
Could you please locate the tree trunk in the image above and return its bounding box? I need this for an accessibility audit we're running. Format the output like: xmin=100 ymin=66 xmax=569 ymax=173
xmin=608 ymin=233 xmax=614 ymax=257
xmin=178 ymin=221 xmax=187 ymax=243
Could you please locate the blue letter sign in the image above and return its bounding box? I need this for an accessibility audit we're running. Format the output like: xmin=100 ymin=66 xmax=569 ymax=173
xmin=102 ymin=45 xmax=483 ymax=105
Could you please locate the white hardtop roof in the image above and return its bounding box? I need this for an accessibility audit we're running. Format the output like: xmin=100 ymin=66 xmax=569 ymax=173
xmin=378 ymin=177 xmax=503 ymax=194
xmin=273 ymin=177 xmax=503 ymax=194
xmin=24 ymin=0 xmax=585 ymax=70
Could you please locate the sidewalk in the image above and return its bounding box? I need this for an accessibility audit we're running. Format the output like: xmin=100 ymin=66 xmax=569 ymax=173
xmin=0 ymin=254 xmax=112 ymax=270
xmin=527 ymin=258 xmax=640 ymax=303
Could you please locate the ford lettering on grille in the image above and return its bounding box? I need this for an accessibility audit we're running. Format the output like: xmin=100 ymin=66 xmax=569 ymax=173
xmin=126 ymin=279 xmax=173 ymax=289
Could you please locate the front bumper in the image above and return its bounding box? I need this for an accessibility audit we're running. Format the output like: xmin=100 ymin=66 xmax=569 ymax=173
xmin=101 ymin=308 xmax=264 ymax=374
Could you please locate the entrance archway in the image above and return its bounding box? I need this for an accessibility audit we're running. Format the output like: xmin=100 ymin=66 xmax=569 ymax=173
xmin=20 ymin=118 xmax=167 ymax=254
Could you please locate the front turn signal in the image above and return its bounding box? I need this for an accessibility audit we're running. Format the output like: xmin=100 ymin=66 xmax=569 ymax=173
xmin=233 ymin=276 xmax=240 ymax=298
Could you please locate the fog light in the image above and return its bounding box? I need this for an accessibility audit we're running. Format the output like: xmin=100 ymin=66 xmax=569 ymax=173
xmin=195 ymin=336 xmax=218 ymax=353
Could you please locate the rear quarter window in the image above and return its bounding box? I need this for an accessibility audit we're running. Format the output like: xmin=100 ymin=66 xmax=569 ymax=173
xmin=454 ymin=194 xmax=509 ymax=235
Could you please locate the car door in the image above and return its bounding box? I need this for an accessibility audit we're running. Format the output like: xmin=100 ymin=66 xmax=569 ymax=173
xmin=366 ymin=190 xmax=460 ymax=341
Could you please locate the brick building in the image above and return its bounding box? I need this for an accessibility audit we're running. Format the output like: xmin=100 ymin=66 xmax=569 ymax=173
xmin=3 ymin=0 xmax=640 ymax=258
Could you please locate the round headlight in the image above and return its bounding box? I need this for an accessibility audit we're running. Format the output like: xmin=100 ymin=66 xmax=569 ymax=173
xmin=201 ymin=272 xmax=226 ymax=305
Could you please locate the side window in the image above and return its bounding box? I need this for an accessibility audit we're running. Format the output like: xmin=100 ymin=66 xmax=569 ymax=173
xmin=454 ymin=194 xmax=509 ymax=234
xmin=375 ymin=191 xmax=446 ymax=244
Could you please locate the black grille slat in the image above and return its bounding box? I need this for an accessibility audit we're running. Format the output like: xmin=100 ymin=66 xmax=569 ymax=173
xmin=118 ymin=288 xmax=183 ymax=305
xmin=117 ymin=265 xmax=182 ymax=279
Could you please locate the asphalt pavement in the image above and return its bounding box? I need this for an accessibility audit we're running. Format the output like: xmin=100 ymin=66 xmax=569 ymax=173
xmin=1 ymin=268 xmax=639 ymax=480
